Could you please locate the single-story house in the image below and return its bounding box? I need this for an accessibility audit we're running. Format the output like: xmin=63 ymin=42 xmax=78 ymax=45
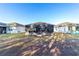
xmin=7 ymin=22 xmax=25 ymax=33
xmin=1 ymin=21 xmax=79 ymax=34
xmin=25 ymin=22 xmax=54 ymax=35
xmin=54 ymin=22 xmax=79 ymax=34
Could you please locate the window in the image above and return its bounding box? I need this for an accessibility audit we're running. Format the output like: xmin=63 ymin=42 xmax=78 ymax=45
xmin=76 ymin=26 xmax=79 ymax=31
xmin=9 ymin=28 xmax=12 ymax=31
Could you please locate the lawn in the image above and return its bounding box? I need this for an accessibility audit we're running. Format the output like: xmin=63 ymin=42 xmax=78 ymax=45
xmin=0 ymin=32 xmax=26 ymax=39
xmin=0 ymin=32 xmax=79 ymax=41
xmin=71 ymin=34 xmax=79 ymax=39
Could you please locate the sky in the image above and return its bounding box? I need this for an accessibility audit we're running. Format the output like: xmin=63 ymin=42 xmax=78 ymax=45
xmin=0 ymin=3 xmax=79 ymax=25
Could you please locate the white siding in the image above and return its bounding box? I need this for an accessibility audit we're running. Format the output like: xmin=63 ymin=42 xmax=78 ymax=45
xmin=16 ymin=26 xmax=25 ymax=33
xmin=54 ymin=26 xmax=69 ymax=33
xmin=72 ymin=26 xmax=76 ymax=31
xmin=7 ymin=26 xmax=25 ymax=33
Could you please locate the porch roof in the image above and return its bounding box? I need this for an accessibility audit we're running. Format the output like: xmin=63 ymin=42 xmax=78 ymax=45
xmin=0 ymin=22 xmax=7 ymax=27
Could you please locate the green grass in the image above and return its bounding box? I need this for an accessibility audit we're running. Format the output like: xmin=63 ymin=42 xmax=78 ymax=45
xmin=0 ymin=32 xmax=79 ymax=40
xmin=71 ymin=34 xmax=79 ymax=38
xmin=0 ymin=32 xmax=26 ymax=39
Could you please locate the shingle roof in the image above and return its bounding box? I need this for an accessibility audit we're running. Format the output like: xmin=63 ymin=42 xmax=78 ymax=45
xmin=8 ymin=22 xmax=25 ymax=27
xmin=55 ymin=22 xmax=76 ymax=27
xmin=0 ymin=22 xmax=7 ymax=27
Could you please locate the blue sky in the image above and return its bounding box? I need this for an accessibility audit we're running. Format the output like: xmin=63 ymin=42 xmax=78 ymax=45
xmin=0 ymin=3 xmax=79 ymax=25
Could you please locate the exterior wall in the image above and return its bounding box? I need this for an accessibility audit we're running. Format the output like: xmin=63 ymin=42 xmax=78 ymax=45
xmin=7 ymin=26 xmax=25 ymax=33
xmin=25 ymin=23 xmax=54 ymax=35
xmin=7 ymin=27 xmax=17 ymax=33
xmin=72 ymin=26 xmax=79 ymax=34
xmin=16 ymin=26 xmax=25 ymax=33
xmin=54 ymin=26 xmax=68 ymax=33
xmin=72 ymin=26 xmax=76 ymax=31
xmin=0 ymin=26 xmax=7 ymax=34
xmin=0 ymin=23 xmax=7 ymax=34
xmin=71 ymin=26 xmax=76 ymax=33
xmin=64 ymin=26 xmax=69 ymax=33
xmin=54 ymin=26 xmax=74 ymax=33
xmin=54 ymin=27 xmax=59 ymax=32
xmin=54 ymin=25 xmax=79 ymax=34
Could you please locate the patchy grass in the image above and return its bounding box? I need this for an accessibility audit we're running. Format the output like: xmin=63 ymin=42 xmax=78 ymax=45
xmin=0 ymin=32 xmax=78 ymax=40
xmin=50 ymin=32 xmax=73 ymax=41
xmin=71 ymin=34 xmax=79 ymax=39
xmin=0 ymin=32 xmax=79 ymax=56
xmin=0 ymin=32 xmax=26 ymax=39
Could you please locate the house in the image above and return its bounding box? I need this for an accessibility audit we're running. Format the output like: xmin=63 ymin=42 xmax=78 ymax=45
xmin=0 ymin=22 xmax=8 ymax=34
xmin=54 ymin=22 xmax=79 ymax=34
xmin=1 ymin=21 xmax=79 ymax=34
xmin=25 ymin=22 xmax=54 ymax=35
xmin=7 ymin=22 xmax=25 ymax=33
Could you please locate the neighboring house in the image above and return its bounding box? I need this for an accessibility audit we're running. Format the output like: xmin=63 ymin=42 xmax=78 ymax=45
xmin=25 ymin=22 xmax=54 ymax=35
xmin=0 ymin=22 xmax=8 ymax=34
xmin=7 ymin=22 xmax=25 ymax=33
xmin=1 ymin=21 xmax=79 ymax=34
xmin=54 ymin=22 xmax=79 ymax=34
